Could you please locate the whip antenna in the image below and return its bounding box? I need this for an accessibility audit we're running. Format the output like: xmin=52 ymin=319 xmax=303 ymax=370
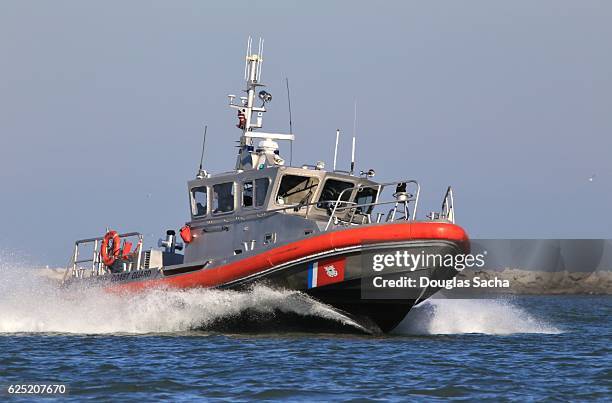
xmin=286 ymin=77 xmax=293 ymax=166
xmin=286 ymin=77 xmax=293 ymax=134
xmin=333 ymin=129 xmax=340 ymax=171
xmin=197 ymin=125 xmax=208 ymax=178
xmin=351 ymin=101 xmax=357 ymax=175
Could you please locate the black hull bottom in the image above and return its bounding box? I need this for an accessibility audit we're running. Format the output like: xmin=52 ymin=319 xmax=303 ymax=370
xmin=222 ymin=266 xmax=459 ymax=334
xmin=202 ymin=309 xmax=383 ymax=335
xmin=201 ymin=283 xmax=417 ymax=335
xmin=304 ymin=266 xmax=460 ymax=332
xmin=305 ymin=285 xmax=415 ymax=333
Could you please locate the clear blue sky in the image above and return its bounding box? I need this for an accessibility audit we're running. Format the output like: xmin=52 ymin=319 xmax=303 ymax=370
xmin=1 ymin=1 xmax=611 ymax=265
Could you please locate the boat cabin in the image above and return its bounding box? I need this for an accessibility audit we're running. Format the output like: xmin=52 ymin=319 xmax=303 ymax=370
xmin=187 ymin=166 xmax=378 ymax=223
xmin=184 ymin=166 xmax=380 ymax=263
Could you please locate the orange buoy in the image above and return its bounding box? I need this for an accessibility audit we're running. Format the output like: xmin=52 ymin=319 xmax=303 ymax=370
xmin=180 ymin=225 xmax=193 ymax=244
xmin=100 ymin=230 xmax=121 ymax=266
xmin=121 ymin=241 xmax=133 ymax=259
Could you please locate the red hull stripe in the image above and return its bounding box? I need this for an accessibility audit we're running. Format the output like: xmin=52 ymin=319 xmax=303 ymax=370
xmin=111 ymin=222 xmax=468 ymax=293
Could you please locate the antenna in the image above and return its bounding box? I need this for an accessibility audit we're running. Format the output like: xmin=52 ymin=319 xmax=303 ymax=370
xmin=286 ymin=77 xmax=293 ymax=166
xmin=231 ymin=37 xmax=295 ymax=170
xmin=333 ymin=129 xmax=340 ymax=171
xmin=350 ymin=101 xmax=357 ymax=175
xmin=257 ymin=38 xmax=264 ymax=82
xmin=197 ymin=125 xmax=208 ymax=178
xmin=244 ymin=37 xmax=252 ymax=81
xmin=286 ymin=78 xmax=293 ymax=134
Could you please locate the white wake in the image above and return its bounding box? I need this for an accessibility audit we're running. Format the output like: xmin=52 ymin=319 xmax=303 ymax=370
xmin=0 ymin=256 xmax=364 ymax=334
xmin=394 ymin=298 xmax=561 ymax=335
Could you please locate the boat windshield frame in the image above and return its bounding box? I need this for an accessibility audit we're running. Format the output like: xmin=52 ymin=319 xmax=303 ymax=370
xmin=187 ymin=168 xmax=280 ymax=222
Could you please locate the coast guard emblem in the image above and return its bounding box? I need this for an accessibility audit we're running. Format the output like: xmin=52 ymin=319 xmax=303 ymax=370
xmin=307 ymin=257 xmax=346 ymax=288
xmin=324 ymin=265 xmax=338 ymax=278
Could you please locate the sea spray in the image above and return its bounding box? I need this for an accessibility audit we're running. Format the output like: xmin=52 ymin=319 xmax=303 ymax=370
xmin=394 ymin=298 xmax=562 ymax=335
xmin=0 ymin=258 xmax=366 ymax=334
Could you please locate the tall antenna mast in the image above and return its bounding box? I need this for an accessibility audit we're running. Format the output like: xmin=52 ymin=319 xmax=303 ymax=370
xmin=350 ymin=101 xmax=357 ymax=175
xmin=228 ymin=37 xmax=295 ymax=171
xmin=196 ymin=125 xmax=208 ymax=179
xmin=333 ymin=129 xmax=340 ymax=171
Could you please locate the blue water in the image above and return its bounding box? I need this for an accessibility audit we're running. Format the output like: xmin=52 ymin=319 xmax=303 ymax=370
xmin=1 ymin=281 xmax=610 ymax=401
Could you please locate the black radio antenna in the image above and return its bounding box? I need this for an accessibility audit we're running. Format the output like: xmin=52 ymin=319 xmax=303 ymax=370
xmin=197 ymin=125 xmax=208 ymax=178
xmin=286 ymin=77 xmax=293 ymax=166
xmin=286 ymin=77 xmax=293 ymax=133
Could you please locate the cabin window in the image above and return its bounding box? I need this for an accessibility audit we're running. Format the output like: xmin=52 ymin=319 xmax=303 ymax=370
xmin=255 ymin=178 xmax=270 ymax=207
xmin=263 ymin=233 xmax=276 ymax=245
xmin=355 ymin=187 xmax=378 ymax=214
xmin=276 ymin=175 xmax=319 ymax=206
xmin=212 ymin=182 xmax=235 ymax=214
xmin=242 ymin=181 xmax=254 ymax=207
xmin=191 ymin=186 xmax=208 ymax=217
xmin=317 ymin=179 xmax=354 ymax=210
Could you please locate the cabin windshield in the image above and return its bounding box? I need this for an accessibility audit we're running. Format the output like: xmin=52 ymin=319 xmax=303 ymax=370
xmin=276 ymin=175 xmax=319 ymax=206
xmin=242 ymin=177 xmax=270 ymax=209
xmin=317 ymin=179 xmax=354 ymax=211
xmin=255 ymin=178 xmax=270 ymax=207
xmin=191 ymin=186 xmax=208 ymax=217
xmin=242 ymin=181 xmax=254 ymax=207
xmin=212 ymin=182 xmax=235 ymax=214
xmin=355 ymin=187 xmax=378 ymax=214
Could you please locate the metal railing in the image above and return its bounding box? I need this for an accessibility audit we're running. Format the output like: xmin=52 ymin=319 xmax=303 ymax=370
xmin=425 ymin=186 xmax=455 ymax=223
xmin=63 ymin=232 xmax=144 ymax=281
xmin=441 ymin=186 xmax=455 ymax=223
xmin=324 ymin=180 xmax=421 ymax=230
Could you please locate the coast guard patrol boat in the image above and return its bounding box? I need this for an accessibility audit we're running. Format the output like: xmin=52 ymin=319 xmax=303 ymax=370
xmin=63 ymin=38 xmax=469 ymax=333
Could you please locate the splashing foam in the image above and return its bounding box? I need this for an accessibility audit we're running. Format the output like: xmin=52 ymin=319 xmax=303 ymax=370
xmin=395 ymin=298 xmax=561 ymax=335
xmin=0 ymin=257 xmax=364 ymax=334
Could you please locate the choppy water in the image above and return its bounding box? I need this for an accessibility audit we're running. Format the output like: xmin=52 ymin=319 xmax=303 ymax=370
xmin=0 ymin=259 xmax=610 ymax=401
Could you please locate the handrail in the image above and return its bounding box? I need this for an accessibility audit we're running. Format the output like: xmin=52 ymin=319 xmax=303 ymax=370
xmin=325 ymin=179 xmax=420 ymax=230
xmin=441 ymin=186 xmax=455 ymax=223
xmin=190 ymin=199 xmax=342 ymax=227
xmin=73 ymin=231 xmax=142 ymax=244
xmin=64 ymin=232 xmax=144 ymax=281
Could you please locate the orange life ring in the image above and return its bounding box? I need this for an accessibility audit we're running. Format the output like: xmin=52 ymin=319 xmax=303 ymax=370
xmin=101 ymin=230 xmax=121 ymax=266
